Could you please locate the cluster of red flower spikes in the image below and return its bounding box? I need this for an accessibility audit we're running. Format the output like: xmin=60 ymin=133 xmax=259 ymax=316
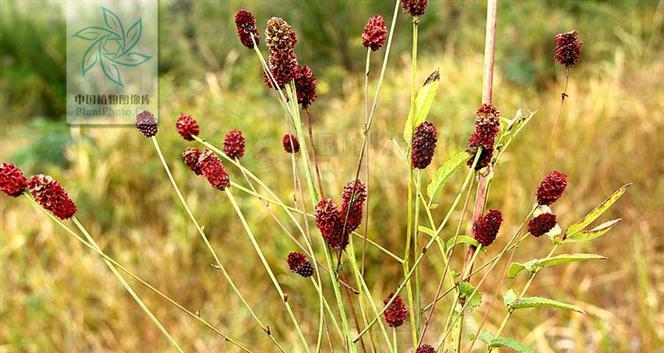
xmin=223 ymin=129 xmax=246 ymax=160
xmin=416 ymin=345 xmax=436 ymax=353
xmin=473 ymin=209 xmax=503 ymax=247
xmin=411 ymin=121 xmax=438 ymax=169
xmin=383 ymin=292 xmax=408 ymax=327
xmin=554 ymin=30 xmax=582 ymax=68
xmin=362 ymin=15 xmax=387 ymax=51
xmin=528 ymin=171 xmax=568 ymax=237
xmin=182 ymin=147 xmax=230 ymax=191
xmin=176 ymin=113 xmax=200 ymax=141
xmin=287 ymin=252 xmax=314 ymax=278
xmin=135 ymin=110 xmax=158 ymax=137
xmin=264 ymin=17 xmax=299 ymax=89
xmin=314 ymin=179 xmax=367 ymax=250
xmin=282 ymin=134 xmax=300 ymax=154
xmin=1 ymin=163 xmax=77 ymax=220
xmin=466 ymin=103 xmax=500 ymax=170
xmin=234 ymin=9 xmax=260 ymax=49
xmin=401 ymin=0 xmax=430 ymax=17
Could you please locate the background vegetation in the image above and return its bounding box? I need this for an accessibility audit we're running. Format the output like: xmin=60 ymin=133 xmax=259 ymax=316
xmin=1 ymin=0 xmax=662 ymax=352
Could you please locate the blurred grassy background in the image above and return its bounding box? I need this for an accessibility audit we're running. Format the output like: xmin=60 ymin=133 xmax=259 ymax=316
xmin=1 ymin=0 xmax=663 ymax=352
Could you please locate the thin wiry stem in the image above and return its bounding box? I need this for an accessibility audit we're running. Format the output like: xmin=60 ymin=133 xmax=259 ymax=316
xmin=361 ymin=47 xmax=372 ymax=277
xmin=304 ymin=108 xmax=325 ymax=198
xmin=546 ymin=67 xmax=570 ymax=160
xmin=225 ymin=189 xmax=311 ymax=353
xmin=417 ymin=174 xmax=475 ymax=345
xmin=353 ymin=152 xmax=480 ymax=342
xmin=150 ymin=137 xmax=286 ymax=352
xmin=71 ymin=217 xmax=185 ymax=353
xmin=25 ymin=194 xmax=253 ymax=352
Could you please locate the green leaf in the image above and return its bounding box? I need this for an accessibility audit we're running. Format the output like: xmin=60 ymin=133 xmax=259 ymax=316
xmin=566 ymin=183 xmax=630 ymax=237
xmin=458 ymin=281 xmax=482 ymax=312
xmin=478 ymin=331 xmax=535 ymax=353
xmin=507 ymin=253 xmax=607 ymax=278
xmin=510 ymin=296 xmax=584 ymax=313
xmin=446 ymin=235 xmax=479 ymax=252
xmin=565 ymin=218 xmax=621 ymax=243
xmin=503 ymin=289 xmax=517 ymax=307
xmin=507 ymin=262 xmax=529 ymax=279
xmin=403 ymin=69 xmax=440 ymax=143
xmin=426 ymin=151 xmax=469 ymax=201
xmin=417 ymin=226 xmax=437 ymax=237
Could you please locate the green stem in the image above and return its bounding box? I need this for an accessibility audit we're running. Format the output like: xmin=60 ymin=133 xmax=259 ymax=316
xmin=225 ymin=189 xmax=311 ymax=353
xmin=354 ymin=153 xmax=478 ymax=342
xmin=71 ymin=217 xmax=185 ymax=353
xmin=150 ymin=137 xmax=285 ymax=352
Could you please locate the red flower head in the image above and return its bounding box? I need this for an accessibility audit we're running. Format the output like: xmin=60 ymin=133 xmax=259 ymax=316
xmin=362 ymin=16 xmax=387 ymax=51
xmin=411 ymin=121 xmax=438 ymax=169
xmin=528 ymin=213 xmax=557 ymax=237
xmin=473 ymin=209 xmax=503 ymax=247
xmin=536 ymin=171 xmax=567 ymax=206
xmin=265 ymin=17 xmax=299 ymax=88
xmin=176 ymin=114 xmax=200 ymax=141
xmin=341 ymin=179 xmax=367 ymax=233
xmin=401 ymin=0 xmax=429 ymax=17
xmin=135 ymin=110 xmax=158 ymax=137
xmin=294 ymin=65 xmax=317 ymax=108
xmin=383 ymin=293 xmax=408 ymax=327
xmin=223 ymin=129 xmax=246 ymax=160
xmin=199 ymin=150 xmax=230 ymax=191
xmin=314 ymin=198 xmax=348 ymax=250
xmin=555 ymin=30 xmax=582 ymax=68
xmin=287 ymin=252 xmax=314 ymax=277
xmin=234 ymin=9 xmax=260 ymax=49
xmin=282 ymin=134 xmax=300 ymax=153
xmin=416 ymin=345 xmax=435 ymax=353
xmin=182 ymin=147 xmax=203 ymax=175
xmin=467 ymin=146 xmax=494 ymax=170
xmin=28 ymin=174 xmax=77 ymax=219
xmin=0 ymin=162 xmax=28 ymax=197
xmin=467 ymin=104 xmax=500 ymax=170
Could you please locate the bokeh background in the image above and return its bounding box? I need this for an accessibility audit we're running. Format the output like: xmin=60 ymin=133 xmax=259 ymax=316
xmin=1 ymin=0 xmax=662 ymax=352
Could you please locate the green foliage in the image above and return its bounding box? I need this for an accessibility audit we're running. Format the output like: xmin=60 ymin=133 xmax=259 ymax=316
xmin=507 ymin=253 xmax=607 ymax=279
xmin=566 ymin=183 xmax=631 ymax=237
xmin=509 ymin=296 xmax=584 ymax=313
xmin=565 ymin=218 xmax=622 ymax=243
xmin=446 ymin=235 xmax=480 ymax=252
xmin=426 ymin=151 xmax=469 ymax=202
xmin=458 ymin=281 xmax=482 ymax=312
xmin=403 ymin=69 xmax=440 ymax=143
xmin=479 ymin=331 xmax=535 ymax=353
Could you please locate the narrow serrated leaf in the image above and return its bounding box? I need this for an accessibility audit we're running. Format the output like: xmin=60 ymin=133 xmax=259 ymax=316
xmin=459 ymin=281 xmax=482 ymax=311
xmin=566 ymin=183 xmax=630 ymax=237
xmin=511 ymin=296 xmax=584 ymax=313
xmin=446 ymin=235 xmax=478 ymax=251
xmin=403 ymin=69 xmax=440 ymax=143
xmin=427 ymin=151 xmax=468 ymax=200
xmin=565 ymin=218 xmax=621 ymax=243
xmin=538 ymin=253 xmax=607 ymax=267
